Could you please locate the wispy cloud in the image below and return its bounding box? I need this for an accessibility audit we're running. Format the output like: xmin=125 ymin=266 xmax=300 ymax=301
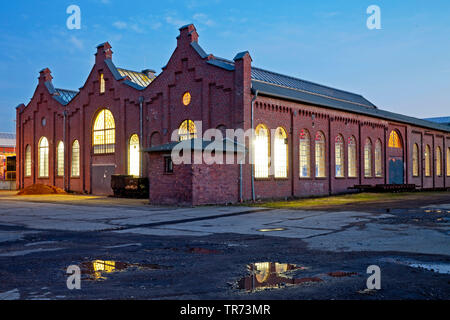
xmin=69 ymin=36 xmax=84 ymax=50
xmin=113 ymin=21 xmax=127 ymax=30
xmin=193 ymin=13 xmax=215 ymax=26
xmin=165 ymin=15 xmax=189 ymax=27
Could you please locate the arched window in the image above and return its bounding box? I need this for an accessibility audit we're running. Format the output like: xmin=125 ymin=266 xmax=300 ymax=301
xmin=274 ymin=127 xmax=288 ymax=178
xmin=56 ymin=141 xmax=64 ymax=177
xmin=71 ymin=140 xmax=80 ymax=177
xmin=100 ymin=73 xmax=105 ymax=93
xmin=299 ymin=129 xmax=310 ymax=178
xmin=348 ymin=136 xmax=357 ymax=178
xmin=364 ymin=138 xmax=372 ymax=178
xmin=335 ymin=135 xmax=344 ymax=178
xmin=436 ymin=147 xmax=442 ymax=176
xmin=254 ymin=124 xmax=270 ymax=178
xmin=388 ymin=131 xmax=402 ymax=148
xmin=425 ymin=145 xmax=431 ymax=177
xmin=25 ymin=145 xmax=31 ymax=177
xmin=447 ymin=148 xmax=450 ymax=177
xmin=375 ymin=139 xmax=382 ymax=177
xmin=412 ymin=144 xmax=419 ymax=177
xmin=178 ymin=120 xmax=197 ymax=141
xmin=128 ymin=134 xmax=140 ymax=176
xmin=38 ymin=137 xmax=49 ymax=178
xmin=315 ymin=132 xmax=326 ymax=178
xmin=93 ymin=109 xmax=115 ymax=154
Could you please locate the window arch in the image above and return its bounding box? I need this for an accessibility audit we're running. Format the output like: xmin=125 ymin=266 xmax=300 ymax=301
xmin=254 ymin=124 xmax=270 ymax=178
xmin=447 ymin=148 xmax=450 ymax=177
xmin=274 ymin=127 xmax=288 ymax=178
xmin=315 ymin=132 xmax=326 ymax=178
xmin=335 ymin=135 xmax=344 ymax=178
xmin=38 ymin=137 xmax=49 ymax=178
xmin=56 ymin=141 xmax=64 ymax=177
xmin=25 ymin=145 xmax=31 ymax=177
xmin=412 ymin=143 xmax=419 ymax=177
xmin=388 ymin=130 xmax=402 ymax=148
xmin=364 ymin=138 xmax=372 ymax=178
xmin=348 ymin=136 xmax=357 ymax=178
xmin=299 ymin=129 xmax=310 ymax=178
xmin=425 ymin=145 xmax=431 ymax=177
xmin=375 ymin=139 xmax=382 ymax=177
xmin=71 ymin=140 xmax=80 ymax=177
xmin=436 ymin=146 xmax=442 ymax=176
xmin=178 ymin=120 xmax=197 ymax=141
xmin=128 ymin=134 xmax=140 ymax=176
xmin=93 ymin=109 xmax=115 ymax=154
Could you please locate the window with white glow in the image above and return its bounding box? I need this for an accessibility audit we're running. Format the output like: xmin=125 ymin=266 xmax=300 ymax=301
xmin=56 ymin=141 xmax=64 ymax=177
xmin=375 ymin=139 xmax=382 ymax=177
xmin=128 ymin=134 xmax=140 ymax=176
xmin=348 ymin=136 xmax=357 ymax=178
xmin=315 ymin=132 xmax=326 ymax=178
xmin=274 ymin=127 xmax=288 ymax=178
xmin=178 ymin=120 xmax=197 ymax=141
xmin=299 ymin=129 xmax=310 ymax=178
xmin=254 ymin=124 xmax=269 ymax=178
xmin=38 ymin=137 xmax=49 ymax=178
xmin=364 ymin=138 xmax=372 ymax=178
xmin=93 ymin=109 xmax=115 ymax=154
xmin=71 ymin=140 xmax=80 ymax=177
xmin=335 ymin=135 xmax=344 ymax=178
xmin=25 ymin=145 xmax=31 ymax=177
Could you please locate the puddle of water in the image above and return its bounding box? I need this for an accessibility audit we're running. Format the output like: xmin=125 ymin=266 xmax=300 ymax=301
xmin=257 ymin=228 xmax=286 ymax=232
xmin=237 ymin=262 xmax=321 ymax=292
xmin=80 ymin=260 xmax=171 ymax=280
xmin=408 ymin=263 xmax=450 ymax=275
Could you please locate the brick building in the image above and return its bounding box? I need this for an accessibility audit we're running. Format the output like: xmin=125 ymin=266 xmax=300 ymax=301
xmin=16 ymin=24 xmax=450 ymax=204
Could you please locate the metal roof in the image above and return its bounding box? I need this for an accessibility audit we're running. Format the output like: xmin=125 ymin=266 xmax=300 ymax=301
xmin=424 ymin=117 xmax=450 ymax=125
xmin=0 ymin=133 xmax=16 ymax=147
xmin=55 ymin=88 xmax=78 ymax=104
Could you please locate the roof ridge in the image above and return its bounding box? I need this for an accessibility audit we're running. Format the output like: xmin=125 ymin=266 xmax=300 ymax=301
xmin=116 ymin=66 xmax=147 ymax=75
xmin=251 ymin=66 xmax=368 ymax=100
xmin=55 ymin=88 xmax=78 ymax=93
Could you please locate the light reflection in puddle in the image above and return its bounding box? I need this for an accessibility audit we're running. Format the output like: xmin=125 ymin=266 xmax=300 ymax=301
xmin=237 ymin=262 xmax=322 ymax=292
xmin=80 ymin=260 xmax=171 ymax=280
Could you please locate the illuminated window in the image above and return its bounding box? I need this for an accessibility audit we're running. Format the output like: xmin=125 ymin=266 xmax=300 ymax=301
xmin=348 ymin=136 xmax=357 ymax=178
xmin=71 ymin=140 xmax=80 ymax=177
xmin=178 ymin=120 xmax=197 ymax=141
xmin=425 ymin=145 xmax=431 ymax=177
xmin=274 ymin=127 xmax=288 ymax=178
xmin=315 ymin=132 xmax=326 ymax=178
xmin=93 ymin=109 xmax=115 ymax=154
xmin=388 ymin=131 xmax=402 ymax=148
xmin=56 ymin=141 xmax=64 ymax=177
xmin=364 ymin=138 xmax=372 ymax=178
xmin=335 ymin=135 xmax=344 ymax=178
xmin=128 ymin=134 xmax=140 ymax=176
xmin=436 ymin=147 xmax=442 ymax=176
xmin=412 ymin=144 xmax=419 ymax=177
xmin=38 ymin=137 xmax=49 ymax=178
xmin=182 ymin=92 xmax=191 ymax=106
xmin=254 ymin=124 xmax=269 ymax=178
xmin=375 ymin=139 xmax=382 ymax=177
xmin=447 ymin=148 xmax=450 ymax=177
xmin=100 ymin=73 xmax=105 ymax=94
xmin=299 ymin=129 xmax=310 ymax=178
xmin=25 ymin=145 xmax=31 ymax=177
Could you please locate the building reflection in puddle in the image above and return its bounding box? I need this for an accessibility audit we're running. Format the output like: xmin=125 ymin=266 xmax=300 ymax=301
xmin=80 ymin=260 xmax=170 ymax=280
xmin=237 ymin=262 xmax=322 ymax=292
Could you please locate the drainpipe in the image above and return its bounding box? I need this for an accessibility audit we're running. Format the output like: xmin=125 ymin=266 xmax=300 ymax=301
xmin=63 ymin=110 xmax=67 ymax=191
xmin=139 ymin=96 xmax=144 ymax=177
xmin=251 ymin=90 xmax=259 ymax=202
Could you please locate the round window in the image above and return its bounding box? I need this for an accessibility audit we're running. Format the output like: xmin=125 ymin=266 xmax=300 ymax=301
xmin=182 ymin=92 xmax=191 ymax=106
xmin=41 ymin=117 xmax=47 ymax=127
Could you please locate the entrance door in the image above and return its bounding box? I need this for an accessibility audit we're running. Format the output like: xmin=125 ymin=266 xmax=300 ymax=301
xmin=389 ymin=157 xmax=404 ymax=184
xmin=91 ymin=165 xmax=115 ymax=195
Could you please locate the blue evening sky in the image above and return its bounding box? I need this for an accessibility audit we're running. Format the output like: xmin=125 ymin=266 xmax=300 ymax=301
xmin=1 ymin=0 xmax=449 ymax=133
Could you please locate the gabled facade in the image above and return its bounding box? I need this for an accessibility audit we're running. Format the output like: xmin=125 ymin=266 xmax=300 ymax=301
xmin=16 ymin=24 xmax=450 ymax=203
